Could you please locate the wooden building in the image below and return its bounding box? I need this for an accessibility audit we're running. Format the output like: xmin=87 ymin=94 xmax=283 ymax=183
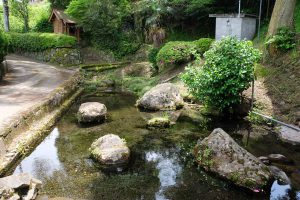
xmin=49 ymin=9 xmax=80 ymax=41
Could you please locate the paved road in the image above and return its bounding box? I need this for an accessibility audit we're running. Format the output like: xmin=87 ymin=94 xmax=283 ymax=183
xmin=0 ymin=55 xmax=75 ymax=130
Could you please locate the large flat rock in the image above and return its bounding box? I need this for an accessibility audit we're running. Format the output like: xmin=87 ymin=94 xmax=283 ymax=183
xmin=278 ymin=126 xmax=300 ymax=145
xmin=194 ymin=128 xmax=272 ymax=191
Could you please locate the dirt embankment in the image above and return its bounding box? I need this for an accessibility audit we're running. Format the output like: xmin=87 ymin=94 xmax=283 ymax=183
xmin=260 ymin=40 xmax=300 ymax=126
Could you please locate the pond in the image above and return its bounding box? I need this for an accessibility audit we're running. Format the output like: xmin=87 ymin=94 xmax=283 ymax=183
xmin=13 ymin=91 xmax=300 ymax=200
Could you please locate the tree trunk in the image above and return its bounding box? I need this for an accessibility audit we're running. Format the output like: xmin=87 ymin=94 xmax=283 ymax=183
xmin=24 ymin=14 xmax=29 ymax=32
xmin=266 ymin=0 xmax=270 ymax=19
xmin=267 ymin=0 xmax=296 ymax=37
xmin=2 ymin=0 xmax=10 ymax=32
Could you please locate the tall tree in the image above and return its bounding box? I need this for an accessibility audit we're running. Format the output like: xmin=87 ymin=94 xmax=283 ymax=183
xmin=2 ymin=0 xmax=10 ymax=32
xmin=11 ymin=0 xmax=30 ymax=32
xmin=49 ymin=0 xmax=72 ymax=9
xmin=267 ymin=0 xmax=296 ymax=37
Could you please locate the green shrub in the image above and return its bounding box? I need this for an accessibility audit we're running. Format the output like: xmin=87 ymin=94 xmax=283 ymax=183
xmin=67 ymin=0 xmax=134 ymax=58
xmin=0 ymin=31 xmax=9 ymax=62
xmin=156 ymin=41 xmax=196 ymax=71
xmin=296 ymin=0 xmax=300 ymax=33
xmin=33 ymin=17 xmax=53 ymax=33
xmin=116 ymin=32 xmax=142 ymax=58
xmin=265 ymin=27 xmax=296 ymax=51
xmin=148 ymin=47 xmax=161 ymax=70
xmin=8 ymin=33 xmax=77 ymax=52
xmin=193 ymin=38 xmax=214 ymax=55
xmin=181 ymin=37 xmax=261 ymax=111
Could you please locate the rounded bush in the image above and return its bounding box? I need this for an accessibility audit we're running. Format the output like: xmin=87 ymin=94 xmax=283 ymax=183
xmin=193 ymin=38 xmax=214 ymax=55
xmin=156 ymin=41 xmax=196 ymax=71
xmin=181 ymin=37 xmax=261 ymax=111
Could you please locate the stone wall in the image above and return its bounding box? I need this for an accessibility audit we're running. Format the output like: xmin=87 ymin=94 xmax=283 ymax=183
xmin=18 ymin=47 xmax=83 ymax=66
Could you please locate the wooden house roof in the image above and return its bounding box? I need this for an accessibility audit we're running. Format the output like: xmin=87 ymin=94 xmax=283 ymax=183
xmin=49 ymin=9 xmax=76 ymax=24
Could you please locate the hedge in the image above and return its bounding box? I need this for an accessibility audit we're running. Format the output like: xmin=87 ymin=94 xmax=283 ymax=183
xmin=7 ymin=33 xmax=77 ymax=52
xmin=0 ymin=31 xmax=9 ymax=62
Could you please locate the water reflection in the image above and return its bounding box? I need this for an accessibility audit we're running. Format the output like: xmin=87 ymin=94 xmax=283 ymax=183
xmin=145 ymin=150 xmax=182 ymax=200
xmin=14 ymin=128 xmax=63 ymax=178
xmin=270 ymin=181 xmax=291 ymax=199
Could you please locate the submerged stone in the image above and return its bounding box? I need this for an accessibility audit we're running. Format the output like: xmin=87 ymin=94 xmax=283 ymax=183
xmin=136 ymin=83 xmax=184 ymax=111
xmin=194 ymin=128 xmax=272 ymax=191
xmin=179 ymin=105 xmax=204 ymax=124
xmin=89 ymin=134 xmax=130 ymax=165
xmin=147 ymin=117 xmax=171 ymax=128
xmin=77 ymin=102 xmax=107 ymax=123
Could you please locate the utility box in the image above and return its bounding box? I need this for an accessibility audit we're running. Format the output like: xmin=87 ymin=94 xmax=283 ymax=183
xmin=209 ymin=14 xmax=257 ymax=40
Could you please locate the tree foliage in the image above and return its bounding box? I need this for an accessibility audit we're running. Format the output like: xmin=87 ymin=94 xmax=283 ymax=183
xmin=67 ymin=0 xmax=140 ymax=57
xmin=181 ymin=37 xmax=261 ymax=111
xmin=10 ymin=0 xmax=30 ymax=32
xmin=49 ymin=0 xmax=71 ymax=9
xmin=169 ymin=0 xmax=215 ymax=16
xmin=67 ymin=0 xmax=130 ymax=35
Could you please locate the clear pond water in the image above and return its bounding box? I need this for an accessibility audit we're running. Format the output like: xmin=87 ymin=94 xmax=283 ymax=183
xmin=13 ymin=92 xmax=300 ymax=200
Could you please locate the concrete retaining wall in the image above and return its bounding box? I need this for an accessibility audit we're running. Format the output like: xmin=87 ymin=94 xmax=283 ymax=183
xmin=0 ymin=72 xmax=83 ymax=176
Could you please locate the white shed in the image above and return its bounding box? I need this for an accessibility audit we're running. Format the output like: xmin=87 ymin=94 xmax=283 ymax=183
xmin=209 ymin=14 xmax=257 ymax=40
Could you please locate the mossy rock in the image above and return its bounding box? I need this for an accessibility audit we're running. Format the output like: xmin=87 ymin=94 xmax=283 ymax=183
xmin=194 ymin=128 xmax=272 ymax=192
xmin=147 ymin=117 xmax=171 ymax=128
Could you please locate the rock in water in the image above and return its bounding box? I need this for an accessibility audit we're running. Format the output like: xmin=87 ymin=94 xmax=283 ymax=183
xmin=77 ymin=102 xmax=107 ymax=123
xmin=269 ymin=166 xmax=291 ymax=185
xmin=90 ymin=134 xmax=130 ymax=165
xmin=0 ymin=173 xmax=42 ymax=200
xmin=136 ymin=83 xmax=184 ymax=111
xmin=258 ymin=156 xmax=270 ymax=165
xmin=194 ymin=128 xmax=272 ymax=191
xmin=147 ymin=117 xmax=171 ymax=128
xmin=267 ymin=154 xmax=293 ymax=164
